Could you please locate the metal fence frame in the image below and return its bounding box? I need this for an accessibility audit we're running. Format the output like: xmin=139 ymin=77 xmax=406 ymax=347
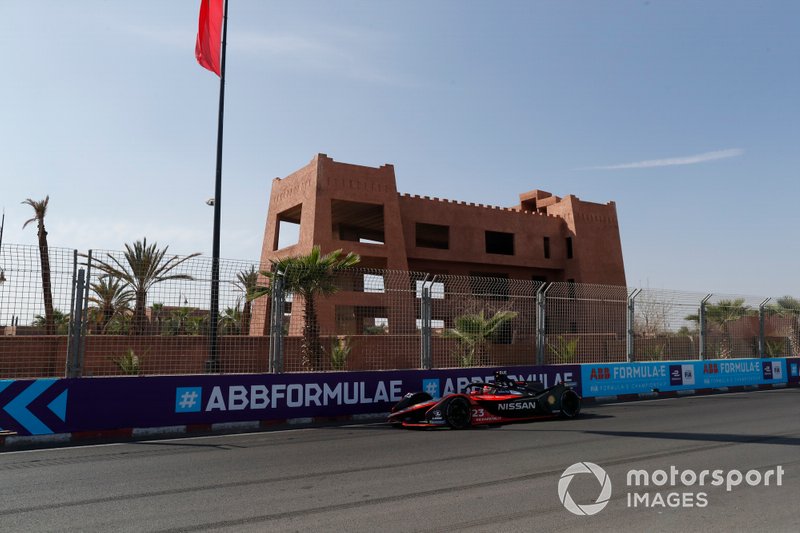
xmin=1 ymin=242 xmax=799 ymax=378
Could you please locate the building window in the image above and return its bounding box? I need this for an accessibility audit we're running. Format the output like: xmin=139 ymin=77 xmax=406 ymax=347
xmin=543 ymin=236 xmax=551 ymax=259
xmin=415 ymin=222 xmax=449 ymax=249
xmin=331 ymin=199 xmax=385 ymax=245
xmin=566 ymin=237 xmax=574 ymax=259
xmin=485 ymin=231 xmax=514 ymax=255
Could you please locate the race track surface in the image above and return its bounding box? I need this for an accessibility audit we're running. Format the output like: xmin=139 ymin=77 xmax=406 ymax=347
xmin=1 ymin=388 xmax=798 ymax=532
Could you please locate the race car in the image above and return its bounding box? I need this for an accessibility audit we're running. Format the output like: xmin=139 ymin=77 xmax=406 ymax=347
xmin=388 ymin=371 xmax=581 ymax=429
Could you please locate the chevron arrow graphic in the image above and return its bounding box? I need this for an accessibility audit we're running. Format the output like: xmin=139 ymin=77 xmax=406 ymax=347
xmin=3 ymin=379 xmax=57 ymax=435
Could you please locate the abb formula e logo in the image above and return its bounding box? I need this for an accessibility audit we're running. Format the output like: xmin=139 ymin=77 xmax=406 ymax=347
xmin=558 ymin=462 xmax=612 ymax=516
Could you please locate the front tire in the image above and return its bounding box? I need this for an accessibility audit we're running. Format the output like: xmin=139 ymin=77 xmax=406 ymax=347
xmin=445 ymin=397 xmax=472 ymax=429
xmin=559 ymin=390 xmax=581 ymax=418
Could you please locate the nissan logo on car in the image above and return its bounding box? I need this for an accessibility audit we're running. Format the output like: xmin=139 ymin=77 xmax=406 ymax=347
xmin=497 ymin=401 xmax=537 ymax=410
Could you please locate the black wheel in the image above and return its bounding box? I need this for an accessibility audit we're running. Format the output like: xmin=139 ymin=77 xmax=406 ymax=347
xmin=445 ymin=397 xmax=472 ymax=429
xmin=560 ymin=390 xmax=581 ymax=418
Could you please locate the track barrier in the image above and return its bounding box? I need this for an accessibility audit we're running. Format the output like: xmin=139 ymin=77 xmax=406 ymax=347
xmin=1 ymin=357 xmax=797 ymax=448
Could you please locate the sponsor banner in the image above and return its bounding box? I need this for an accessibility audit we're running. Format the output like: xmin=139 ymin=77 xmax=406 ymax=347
xmin=0 ymin=365 xmax=579 ymax=436
xmin=418 ymin=366 xmax=580 ymax=400
xmin=788 ymin=358 xmax=800 ymax=385
xmin=582 ymin=358 xmax=787 ymax=397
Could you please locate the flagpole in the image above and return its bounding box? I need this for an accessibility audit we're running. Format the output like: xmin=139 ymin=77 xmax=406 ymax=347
xmin=206 ymin=0 xmax=229 ymax=373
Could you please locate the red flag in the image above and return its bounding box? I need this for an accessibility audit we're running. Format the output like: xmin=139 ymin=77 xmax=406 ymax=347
xmin=195 ymin=0 xmax=223 ymax=76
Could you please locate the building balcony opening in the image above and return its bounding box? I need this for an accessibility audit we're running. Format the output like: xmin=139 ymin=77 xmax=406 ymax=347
xmin=331 ymin=199 xmax=385 ymax=245
xmin=274 ymin=204 xmax=302 ymax=250
xmin=335 ymin=305 xmax=389 ymax=334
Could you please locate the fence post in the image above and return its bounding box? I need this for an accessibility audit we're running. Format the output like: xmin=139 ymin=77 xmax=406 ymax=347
xmin=535 ymin=283 xmax=550 ymax=365
xmin=626 ymin=288 xmax=641 ymax=363
xmin=699 ymin=294 xmax=712 ymax=360
xmin=66 ymin=268 xmax=86 ymax=378
xmin=419 ymin=283 xmax=433 ymax=369
xmin=80 ymin=250 xmax=92 ymax=367
xmin=758 ymin=298 xmax=770 ymax=357
xmin=269 ymin=274 xmax=285 ymax=373
xmin=65 ymin=250 xmax=78 ymax=374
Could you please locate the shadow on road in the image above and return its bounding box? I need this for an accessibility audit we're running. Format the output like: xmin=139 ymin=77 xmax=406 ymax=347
xmin=336 ymin=412 xmax=615 ymax=431
xmin=583 ymin=430 xmax=800 ymax=447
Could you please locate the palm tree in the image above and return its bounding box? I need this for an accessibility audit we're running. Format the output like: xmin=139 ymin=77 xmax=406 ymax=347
xmin=32 ymin=309 xmax=70 ymax=335
xmin=251 ymin=246 xmax=360 ymax=370
xmin=22 ymin=196 xmax=55 ymax=335
xmin=88 ymin=276 xmax=134 ymax=333
xmin=770 ymin=296 xmax=800 ymax=356
xmin=685 ymin=298 xmax=751 ymax=358
xmin=236 ymin=266 xmax=259 ymax=334
xmin=442 ymin=309 xmax=518 ymax=366
xmin=219 ymin=306 xmax=242 ymax=335
xmin=165 ymin=307 xmax=195 ymax=335
xmin=187 ymin=314 xmax=208 ymax=336
xmin=92 ymin=239 xmax=200 ymax=335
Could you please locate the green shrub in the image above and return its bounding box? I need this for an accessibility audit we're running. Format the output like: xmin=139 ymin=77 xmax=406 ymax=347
xmin=110 ymin=348 xmax=143 ymax=375
xmin=330 ymin=337 xmax=352 ymax=370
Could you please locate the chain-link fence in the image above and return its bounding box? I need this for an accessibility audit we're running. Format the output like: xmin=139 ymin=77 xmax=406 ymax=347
xmin=1 ymin=243 xmax=799 ymax=378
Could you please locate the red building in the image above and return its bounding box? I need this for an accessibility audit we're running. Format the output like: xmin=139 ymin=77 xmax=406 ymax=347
xmin=253 ymin=154 xmax=625 ymax=335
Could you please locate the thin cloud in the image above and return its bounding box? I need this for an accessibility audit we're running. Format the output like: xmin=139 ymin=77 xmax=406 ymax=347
xmin=123 ymin=25 xmax=414 ymax=87
xmin=581 ymin=148 xmax=744 ymax=170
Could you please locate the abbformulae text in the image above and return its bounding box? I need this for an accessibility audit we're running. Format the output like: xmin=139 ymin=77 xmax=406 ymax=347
xmin=204 ymin=381 xmax=404 ymax=411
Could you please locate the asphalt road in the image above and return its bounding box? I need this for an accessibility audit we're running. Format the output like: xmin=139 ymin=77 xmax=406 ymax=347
xmin=1 ymin=388 xmax=798 ymax=532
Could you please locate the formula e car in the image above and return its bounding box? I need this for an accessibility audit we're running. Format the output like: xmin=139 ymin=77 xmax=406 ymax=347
xmin=388 ymin=371 xmax=581 ymax=429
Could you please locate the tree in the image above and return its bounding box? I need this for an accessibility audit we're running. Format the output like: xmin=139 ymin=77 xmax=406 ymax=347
xmin=32 ymin=309 xmax=69 ymax=335
xmin=236 ymin=266 xmax=259 ymax=334
xmin=442 ymin=309 xmax=518 ymax=367
xmin=22 ymin=196 xmax=55 ymax=335
xmin=92 ymin=239 xmax=200 ymax=335
xmin=769 ymin=296 xmax=800 ymax=356
xmin=88 ymin=276 xmax=134 ymax=333
xmin=634 ymin=292 xmax=674 ymax=337
xmin=219 ymin=306 xmax=242 ymax=335
xmin=251 ymin=246 xmax=360 ymax=371
xmin=685 ymin=298 xmax=752 ymax=358
xmin=150 ymin=303 xmax=165 ymax=334
xmin=165 ymin=307 xmax=194 ymax=336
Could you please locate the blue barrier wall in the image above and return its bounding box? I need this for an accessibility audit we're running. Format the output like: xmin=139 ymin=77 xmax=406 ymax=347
xmin=788 ymin=357 xmax=799 ymax=385
xmin=581 ymin=358 xmax=788 ymax=397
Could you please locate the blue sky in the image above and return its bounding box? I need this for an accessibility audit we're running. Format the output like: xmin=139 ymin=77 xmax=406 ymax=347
xmin=2 ymin=0 xmax=798 ymax=296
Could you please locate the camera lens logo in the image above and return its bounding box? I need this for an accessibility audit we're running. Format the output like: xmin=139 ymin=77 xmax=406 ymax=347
xmin=558 ymin=462 xmax=612 ymax=516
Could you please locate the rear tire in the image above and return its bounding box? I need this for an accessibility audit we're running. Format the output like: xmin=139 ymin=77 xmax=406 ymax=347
xmin=445 ymin=397 xmax=472 ymax=429
xmin=559 ymin=390 xmax=581 ymax=418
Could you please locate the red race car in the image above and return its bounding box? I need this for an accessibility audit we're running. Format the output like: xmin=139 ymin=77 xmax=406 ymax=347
xmin=388 ymin=371 xmax=581 ymax=429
